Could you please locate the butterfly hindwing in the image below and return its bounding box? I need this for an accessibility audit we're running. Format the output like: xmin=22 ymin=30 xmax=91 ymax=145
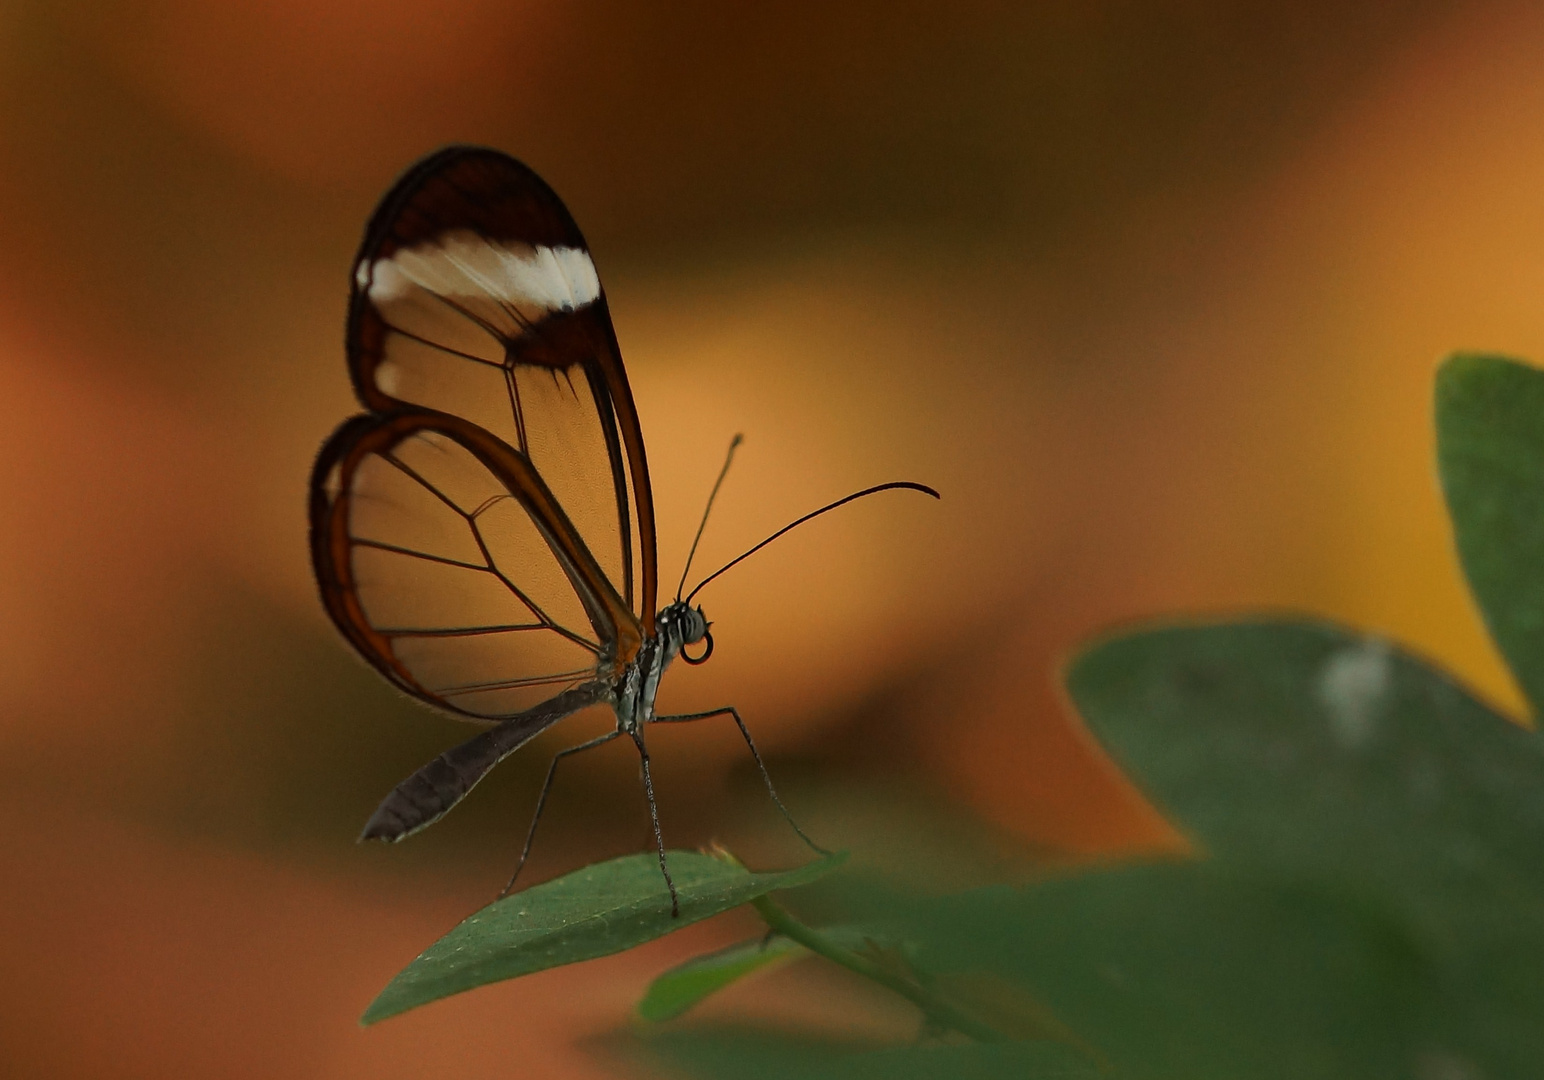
xmin=312 ymin=411 xmax=625 ymax=719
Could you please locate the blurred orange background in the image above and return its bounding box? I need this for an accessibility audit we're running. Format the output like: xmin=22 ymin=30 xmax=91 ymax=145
xmin=3 ymin=0 xmax=1542 ymax=1074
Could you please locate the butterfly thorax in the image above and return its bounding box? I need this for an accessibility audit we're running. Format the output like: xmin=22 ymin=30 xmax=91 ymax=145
xmin=612 ymin=602 xmax=708 ymax=734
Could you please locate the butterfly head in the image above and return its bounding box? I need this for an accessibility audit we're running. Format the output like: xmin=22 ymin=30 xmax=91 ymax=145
xmin=659 ymin=600 xmax=713 ymax=666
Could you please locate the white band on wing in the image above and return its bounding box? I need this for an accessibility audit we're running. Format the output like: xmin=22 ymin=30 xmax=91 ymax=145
xmin=362 ymin=230 xmax=601 ymax=313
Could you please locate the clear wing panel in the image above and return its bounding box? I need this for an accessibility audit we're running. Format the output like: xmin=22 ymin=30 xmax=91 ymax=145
xmin=473 ymin=489 xmax=591 ymax=638
xmin=351 ymin=546 xmax=532 ymax=631
xmin=347 ymin=449 xmax=484 ymax=567
xmin=513 ymin=362 xmax=629 ymax=601
xmin=320 ymin=420 xmax=603 ymax=719
xmin=370 ymin=326 xmax=510 ymax=438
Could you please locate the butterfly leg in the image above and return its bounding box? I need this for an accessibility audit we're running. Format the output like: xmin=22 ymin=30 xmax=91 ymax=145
xmin=650 ymin=707 xmax=830 ymax=857
xmin=630 ymin=729 xmax=679 ymax=918
xmin=501 ymin=728 xmax=622 ymax=898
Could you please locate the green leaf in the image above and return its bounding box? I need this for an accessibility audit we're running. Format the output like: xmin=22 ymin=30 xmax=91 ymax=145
xmin=362 ymin=850 xmax=845 ymax=1025
xmin=1436 ymin=352 xmax=1544 ymax=718
xmin=897 ymin=619 xmax=1544 ymax=1079
xmin=1064 ymin=620 xmax=1544 ymax=919
xmin=636 ymin=935 xmax=804 ymax=1023
xmin=631 ymin=1029 xmax=1104 ymax=1079
xmin=904 ymin=863 xmax=1441 ymax=1080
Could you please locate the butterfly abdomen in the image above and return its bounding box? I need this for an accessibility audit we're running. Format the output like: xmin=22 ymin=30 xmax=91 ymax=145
xmin=360 ymin=751 xmax=472 ymax=842
xmin=360 ymin=682 xmax=606 ymax=841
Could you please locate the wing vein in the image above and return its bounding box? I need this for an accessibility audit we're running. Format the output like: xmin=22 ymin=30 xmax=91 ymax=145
xmin=438 ymin=242 xmax=534 ymax=333
xmin=378 ymin=623 xmax=548 ymax=638
xmin=464 ymin=513 xmax=601 ymax=655
xmin=350 ymin=537 xmax=491 ymax=572
xmin=382 ymin=321 xmax=506 ymax=368
xmin=504 ymin=366 xmax=529 ymax=454
xmin=381 ymin=452 xmax=472 ymax=519
xmin=438 ymin=668 xmax=594 ymax=697
xmin=423 ymin=288 xmax=510 ymax=345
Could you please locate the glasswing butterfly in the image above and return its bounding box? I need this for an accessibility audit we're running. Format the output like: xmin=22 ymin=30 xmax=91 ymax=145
xmin=309 ymin=146 xmax=936 ymax=913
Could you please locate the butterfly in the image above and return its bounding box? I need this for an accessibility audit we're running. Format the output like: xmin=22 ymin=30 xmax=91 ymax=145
xmin=309 ymin=146 xmax=937 ymax=913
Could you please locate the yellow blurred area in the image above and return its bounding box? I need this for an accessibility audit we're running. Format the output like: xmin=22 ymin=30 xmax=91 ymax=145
xmin=1 ymin=0 xmax=1541 ymax=1074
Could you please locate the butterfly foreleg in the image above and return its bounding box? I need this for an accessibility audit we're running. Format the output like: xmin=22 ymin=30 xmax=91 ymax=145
xmin=501 ymin=727 xmax=622 ymax=897
xmin=649 ymin=706 xmax=829 ymax=857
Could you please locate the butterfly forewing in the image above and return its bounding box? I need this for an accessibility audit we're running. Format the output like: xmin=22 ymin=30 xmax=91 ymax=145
xmin=346 ymin=148 xmax=657 ymax=632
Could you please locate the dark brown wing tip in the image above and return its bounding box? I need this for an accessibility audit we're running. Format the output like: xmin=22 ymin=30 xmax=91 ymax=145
xmin=355 ymin=144 xmax=586 ymax=265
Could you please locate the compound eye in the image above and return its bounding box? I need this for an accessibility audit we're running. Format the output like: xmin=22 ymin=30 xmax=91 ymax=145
xmin=681 ymin=628 xmax=714 ymax=665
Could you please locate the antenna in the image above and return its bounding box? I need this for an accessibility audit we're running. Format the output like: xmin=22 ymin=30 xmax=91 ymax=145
xmin=675 ymin=434 xmax=743 ymax=601
xmin=684 ymin=481 xmax=940 ymax=605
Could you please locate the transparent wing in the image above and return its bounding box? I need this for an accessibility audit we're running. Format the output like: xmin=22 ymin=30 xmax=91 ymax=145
xmin=345 ymin=146 xmax=658 ymax=634
xmin=310 ymin=412 xmax=634 ymax=720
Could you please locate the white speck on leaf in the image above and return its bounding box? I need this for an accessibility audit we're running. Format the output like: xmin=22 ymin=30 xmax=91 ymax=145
xmin=1414 ymin=1049 xmax=1483 ymax=1080
xmin=1317 ymin=637 xmax=1392 ymax=750
xmin=1097 ymin=963 xmax=1130 ymax=989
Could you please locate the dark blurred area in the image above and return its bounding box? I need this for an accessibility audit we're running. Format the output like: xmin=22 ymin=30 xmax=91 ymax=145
xmin=2 ymin=0 xmax=1541 ymax=1075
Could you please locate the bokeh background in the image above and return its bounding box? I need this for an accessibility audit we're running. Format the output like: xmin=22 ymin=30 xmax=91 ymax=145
xmin=3 ymin=0 xmax=1543 ymax=1074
